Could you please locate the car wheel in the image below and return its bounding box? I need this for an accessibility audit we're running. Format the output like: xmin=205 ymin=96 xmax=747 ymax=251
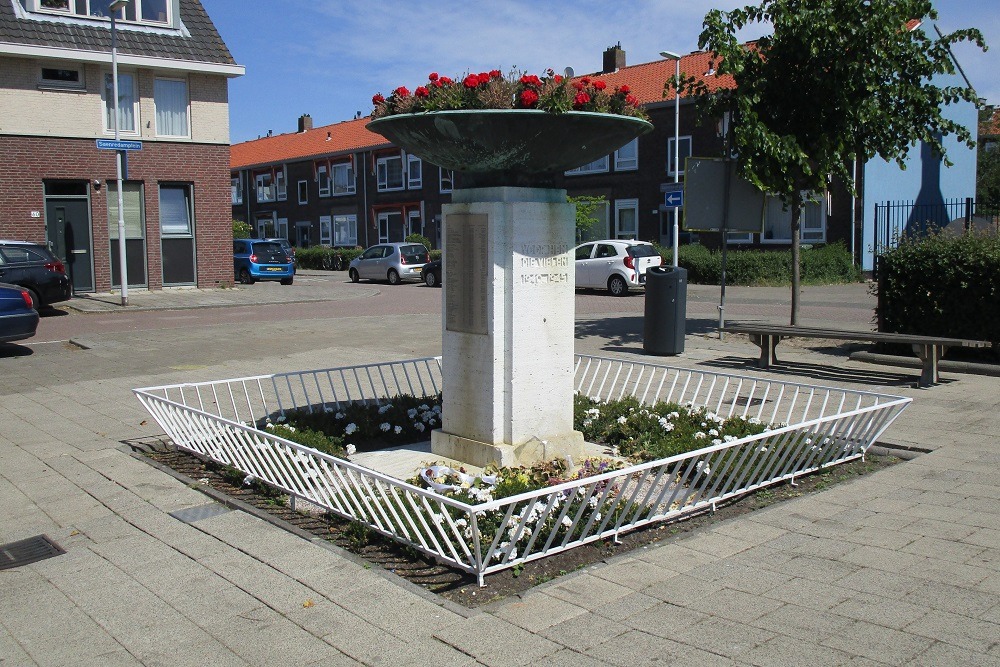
xmin=26 ymin=288 xmax=42 ymax=311
xmin=280 ymin=277 xmax=293 ymax=286
xmin=349 ymin=268 xmax=360 ymax=283
xmin=424 ymin=270 xmax=438 ymax=288
xmin=239 ymin=268 xmax=255 ymax=285
xmin=387 ymin=269 xmax=401 ymax=285
xmin=608 ymin=275 xmax=628 ymax=296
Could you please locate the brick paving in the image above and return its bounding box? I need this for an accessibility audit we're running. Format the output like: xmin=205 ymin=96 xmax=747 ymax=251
xmin=1 ymin=282 xmax=998 ymax=666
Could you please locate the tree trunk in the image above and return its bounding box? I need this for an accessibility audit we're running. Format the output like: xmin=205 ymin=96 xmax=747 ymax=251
xmin=790 ymin=194 xmax=802 ymax=326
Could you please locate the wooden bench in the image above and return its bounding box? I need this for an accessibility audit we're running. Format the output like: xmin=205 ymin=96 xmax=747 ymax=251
xmin=720 ymin=323 xmax=992 ymax=387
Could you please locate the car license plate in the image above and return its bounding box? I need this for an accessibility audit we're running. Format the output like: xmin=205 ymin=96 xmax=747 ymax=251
xmin=266 ymin=267 xmax=282 ymax=272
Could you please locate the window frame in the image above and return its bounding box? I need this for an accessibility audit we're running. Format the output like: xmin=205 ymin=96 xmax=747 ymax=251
xmin=158 ymin=183 xmax=194 ymax=237
xmin=566 ymin=155 xmax=610 ymax=176
xmin=614 ymin=138 xmax=638 ymax=171
xmin=32 ymin=0 xmax=173 ymax=27
xmin=407 ymin=154 xmax=422 ymax=189
xmin=317 ymin=165 xmax=331 ymax=198
xmin=761 ymin=192 xmax=827 ymax=245
xmin=102 ymin=70 xmax=139 ymax=135
xmin=614 ymin=198 xmax=639 ymax=240
xmin=440 ymin=168 xmax=454 ymax=193
xmin=275 ymin=168 xmax=287 ymax=201
xmin=333 ymin=214 xmax=358 ymax=247
xmin=319 ymin=215 xmax=332 ymax=245
xmin=376 ymin=154 xmax=405 ymax=192
xmin=297 ymin=180 xmax=308 ymax=205
xmin=153 ymin=76 xmax=190 ymax=138
xmin=231 ymin=174 xmax=243 ymax=206
xmin=330 ymin=162 xmax=355 ymax=196
xmin=667 ymin=135 xmax=693 ymax=176
xmin=39 ymin=64 xmax=84 ymax=90
xmin=255 ymin=173 xmax=275 ymax=203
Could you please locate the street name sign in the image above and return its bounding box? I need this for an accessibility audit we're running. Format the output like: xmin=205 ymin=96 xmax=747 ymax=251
xmin=96 ymin=139 xmax=143 ymax=151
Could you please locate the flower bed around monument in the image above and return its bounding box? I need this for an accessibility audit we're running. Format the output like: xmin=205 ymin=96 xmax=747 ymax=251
xmin=134 ymin=355 xmax=911 ymax=584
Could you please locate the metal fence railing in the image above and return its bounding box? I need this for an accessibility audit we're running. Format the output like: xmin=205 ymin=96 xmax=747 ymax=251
xmin=135 ymin=355 xmax=911 ymax=585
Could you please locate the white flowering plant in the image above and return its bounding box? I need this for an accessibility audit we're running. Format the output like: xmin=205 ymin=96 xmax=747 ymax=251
xmin=573 ymin=394 xmax=770 ymax=462
xmin=274 ymin=393 xmax=443 ymax=453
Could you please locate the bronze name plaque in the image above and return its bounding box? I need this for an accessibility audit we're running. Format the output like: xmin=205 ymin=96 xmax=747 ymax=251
xmin=445 ymin=213 xmax=489 ymax=335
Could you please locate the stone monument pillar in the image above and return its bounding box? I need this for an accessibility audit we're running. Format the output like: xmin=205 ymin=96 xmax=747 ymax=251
xmin=430 ymin=186 xmax=587 ymax=467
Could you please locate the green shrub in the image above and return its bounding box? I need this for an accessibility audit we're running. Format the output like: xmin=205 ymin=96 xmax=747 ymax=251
xmin=661 ymin=242 xmax=860 ymax=285
xmin=405 ymin=233 xmax=432 ymax=251
xmin=876 ymin=231 xmax=1000 ymax=344
xmin=295 ymin=246 xmax=364 ymax=270
xmin=233 ymin=219 xmax=252 ymax=239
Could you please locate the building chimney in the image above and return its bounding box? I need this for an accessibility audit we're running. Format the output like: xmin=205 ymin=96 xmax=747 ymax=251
xmin=298 ymin=114 xmax=313 ymax=133
xmin=602 ymin=43 xmax=626 ymax=73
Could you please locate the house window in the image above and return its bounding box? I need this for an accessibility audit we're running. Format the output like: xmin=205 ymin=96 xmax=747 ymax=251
xmin=406 ymin=210 xmax=422 ymax=238
xmin=667 ymin=136 xmax=692 ymax=176
xmin=614 ymin=138 xmax=638 ymax=171
xmin=275 ymin=169 xmax=287 ymax=201
xmin=762 ymin=193 xmax=827 ymax=243
xmin=331 ymin=162 xmax=355 ymax=195
xmin=255 ymin=173 xmax=275 ymax=203
xmin=154 ymin=78 xmax=189 ymax=137
xmin=159 ymin=183 xmax=196 ymax=285
xmin=159 ymin=185 xmax=193 ymax=236
xmin=377 ymin=155 xmax=404 ymax=191
xmin=277 ymin=217 xmax=289 ymax=239
xmin=297 ymin=180 xmax=308 ymax=204
xmin=727 ymin=232 xmax=754 ymax=244
xmin=107 ymin=180 xmax=146 ymax=287
xmin=36 ymin=0 xmax=171 ymax=26
xmin=407 ymin=155 xmax=422 ymax=189
xmin=40 ymin=66 xmax=83 ymax=90
xmin=317 ymin=165 xmax=330 ymax=197
xmin=614 ymin=199 xmax=639 ymax=240
xmin=578 ymin=200 xmax=610 ymax=243
xmin=231 ymin=175 xmax=243 ymax=205
xmin=319 ymin=215 xmax=332 ymax=245
xmin=440 ymin=168 xmax=454 ymax=193
xmin=255 ymin=213 xmax=275 ymax=238
xmin=566 ymin=155 xmax=609 ymax=175
xmin=333 ymin=214 xmax=358 ymax=246
xmin=103 ymin=71 xmax=137 ymax=134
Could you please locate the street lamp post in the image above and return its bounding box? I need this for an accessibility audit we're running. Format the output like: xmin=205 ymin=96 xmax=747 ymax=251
xmin=109 ymin=0 xmax=130 ymax=306
xmin=660 ymin=51 xmax=682 ymax=267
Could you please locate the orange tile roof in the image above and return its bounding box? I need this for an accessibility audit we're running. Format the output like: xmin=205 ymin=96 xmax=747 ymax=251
xmin=578 ymin=50 xmax=735 ymax=106
xmin=981 ymin=107 xmax=1000 ymax=138
xmin=230 ymin=117 xmax=390 ymax=169
xmin=229 ymin=51 xmax=737 ymax=169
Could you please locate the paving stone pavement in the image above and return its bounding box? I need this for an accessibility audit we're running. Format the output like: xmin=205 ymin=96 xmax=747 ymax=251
xmin=1 ymin=285 xmax=999 ymax=666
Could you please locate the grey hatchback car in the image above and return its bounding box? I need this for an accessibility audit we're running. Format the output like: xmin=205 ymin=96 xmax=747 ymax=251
xmin=348 ymin=243 xmax=429 ymax=285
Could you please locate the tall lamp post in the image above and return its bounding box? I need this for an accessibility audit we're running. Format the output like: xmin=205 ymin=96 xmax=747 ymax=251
xmin=109 ymin=0 xmax=130 ymax=306
xmin=659 ymin=51 xmax=682 ymax=267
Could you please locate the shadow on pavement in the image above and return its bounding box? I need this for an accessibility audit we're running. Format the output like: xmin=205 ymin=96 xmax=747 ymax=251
xmin=698 ymin=355 xmax=929 ymax=388
xmin=0 ymin=343 xmax=34 ymax=357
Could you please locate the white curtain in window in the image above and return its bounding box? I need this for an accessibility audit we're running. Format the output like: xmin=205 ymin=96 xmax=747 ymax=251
xmin=105 ymin=73 xmax=135 ymax=132
xmin=155 ymin=79 xmax=188 ymax=137
xmin=108 ymin=182 xmax=144 ymax=239
xmin=159 ymin=186 xmax=192 ymax=236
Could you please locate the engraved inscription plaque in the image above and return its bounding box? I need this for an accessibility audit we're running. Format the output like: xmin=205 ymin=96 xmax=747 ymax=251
xmin=445 ymin=213 xmax=488 ymax=335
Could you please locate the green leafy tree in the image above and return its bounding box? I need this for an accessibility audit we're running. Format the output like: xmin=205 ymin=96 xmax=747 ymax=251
xmin=977 ymin=108 xmax=1000 ymax=209
xmin=677 ymin=0 xmax=985 ymax=324
xmin=233 ymin=219 xmax=252 ymax=239
xmin=568 ymin=195 xmax=607 ymax=242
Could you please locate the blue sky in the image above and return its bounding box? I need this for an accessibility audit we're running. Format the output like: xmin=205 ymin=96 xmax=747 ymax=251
xmin=203 ymin=0 xmax=998 ymax=145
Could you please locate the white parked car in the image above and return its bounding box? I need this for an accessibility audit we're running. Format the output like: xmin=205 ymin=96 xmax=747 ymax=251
xmin=573 ymin=240 xmax=663 ymax=296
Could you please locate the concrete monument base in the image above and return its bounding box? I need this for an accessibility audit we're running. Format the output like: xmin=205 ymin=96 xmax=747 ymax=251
xmin=430 ymin=186 xmax=584 ymax=468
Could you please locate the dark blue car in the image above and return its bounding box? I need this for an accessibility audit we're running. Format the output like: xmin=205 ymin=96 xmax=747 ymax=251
xmin=0 ymin=282 xmax=39 ymax=343
xmin=233 ymin=239 xmax=295 ymax=285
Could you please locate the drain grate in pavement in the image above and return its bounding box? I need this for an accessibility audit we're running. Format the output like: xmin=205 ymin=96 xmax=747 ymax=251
xmin=0 ymin=535 xmax=66 ymax=570
xmin=170 ymin=503 xmax=231 ymax=524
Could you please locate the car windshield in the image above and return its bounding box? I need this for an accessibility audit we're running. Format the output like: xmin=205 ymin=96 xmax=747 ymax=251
xmin=627 ymin=245 xmax=659 ymax=258
xmin=400 ymin=245 xmax=427 ymax=262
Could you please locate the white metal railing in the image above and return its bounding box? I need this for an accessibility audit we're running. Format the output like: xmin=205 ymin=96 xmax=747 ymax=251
xmin=135 ymin=355 xmax=911 ymax=585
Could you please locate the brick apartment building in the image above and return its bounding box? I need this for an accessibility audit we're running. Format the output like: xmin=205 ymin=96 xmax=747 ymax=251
xmin=0 ymin=0 xmax=243 ymax=293
xmin=232 ymin=40 xmax=976 ymax=268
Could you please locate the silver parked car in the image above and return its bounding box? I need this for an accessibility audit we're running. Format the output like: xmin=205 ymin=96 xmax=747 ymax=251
xmin=573 ymin=240 xmax=663 ymax=296
xmin=348 ymin=242 xmax=430 ymax=285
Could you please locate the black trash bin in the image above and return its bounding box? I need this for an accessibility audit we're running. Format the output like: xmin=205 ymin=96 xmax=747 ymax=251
xmin=643 ymin=266 xmax=687 ymax=355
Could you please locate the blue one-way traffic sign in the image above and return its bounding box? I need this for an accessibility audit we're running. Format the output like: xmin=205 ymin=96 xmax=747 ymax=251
xmin=96 ymin=139 xmax=143 ymax=151
xmin=664 ymin=190 xmax=684 ymax=208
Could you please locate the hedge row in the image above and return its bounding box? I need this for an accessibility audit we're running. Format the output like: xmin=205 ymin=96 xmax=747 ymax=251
xmin=661 ymin=242 xmax=861 ymax=286
xmin=876 ymin=232 xmax=1000 ymax=344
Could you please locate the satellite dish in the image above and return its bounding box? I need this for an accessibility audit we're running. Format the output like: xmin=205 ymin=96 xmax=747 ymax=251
xmin=564 ymin=67 xmax=575 ymax=78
